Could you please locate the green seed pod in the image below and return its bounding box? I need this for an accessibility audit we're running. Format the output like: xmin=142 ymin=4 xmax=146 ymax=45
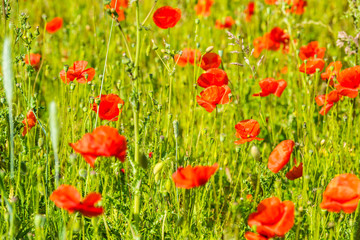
xmin=153 ymin=161 xmax=165 ymax=175
xmin=195 ymin=19 xmax=200 ymax=24
xmin=82 ymin=107 xmax=88 ymax=112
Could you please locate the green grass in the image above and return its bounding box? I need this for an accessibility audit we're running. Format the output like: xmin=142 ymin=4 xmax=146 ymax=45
xmin=0 ymin=0 xmax=360 ymax=239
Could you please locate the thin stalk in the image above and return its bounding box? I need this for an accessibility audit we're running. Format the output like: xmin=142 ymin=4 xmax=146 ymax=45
xmin=133 ymin=0 xmax=142 ymax=234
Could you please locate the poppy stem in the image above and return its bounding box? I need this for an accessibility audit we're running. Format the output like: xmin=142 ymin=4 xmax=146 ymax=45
xmin=133 ymin=0 xmax=142 ymax=235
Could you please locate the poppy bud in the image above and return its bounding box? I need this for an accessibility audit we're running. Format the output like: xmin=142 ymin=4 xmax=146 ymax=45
xmin=35 ymin=26 xmax=40 ymax=36
xmin=0 ymin=97 xmax=5 ymax=104
xmin=195 ymin=19 xmax=200 ymax=24
xmin=218 ymin=50 xmax=224 ymax=58
xmin=64 ymin=65 xmax=69 ymax=72
xmin=153 ymin=162 xmax=165 ymax=175
xmin=139 ymin=153 xmax=148 ymax=169
xmin=220 ymin=133 xmax=226 ymax=142
xmin=79 ymin=169 xmax=87 ymax=179
xmin=235 ymin=146 xmax=241 ymax=153
xmin=38 ymin=138 xmax=44 ymax=148
xmin=82 ymin=107 xmax=88 ymax=112
xmin=70 ymin=83 xmax=75 ymax=91
xmin=209 ymin=138 xmax=215 ymax=145
xmin=165 ymin=179 xmax=172 ymax=192
xmin=205 ymin=46 xmax=214 ymax=53
xmin=155 ymin=173 xmax=161 ymax=182
xmin=320 ymin=139 xmax=325 ymax=145
xmin=34 ymin=214 xmax=46 ymax=228
xmin=95 ymin=98 xmax=101 ymax=105
xmin=250 ymin=145 xmax=261 ymax=161
xmin=158 ymin=104 xmax=162 ymax=111
xmin=173 ymin=120 xmax=179 ymax=138
xmin=84 ymin=73 xmax=89 ymax=80
xmin=196 ymin=43 xmax=200 ymax=49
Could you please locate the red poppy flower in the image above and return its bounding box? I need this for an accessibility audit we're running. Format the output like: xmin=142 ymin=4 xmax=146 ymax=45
xmin=253 ymin=27 xmax=289 ymax=58
xmin=46 ymin=17 xmax=63 ymax=34
xmin=245 ymin=2 xmax=255 ymax=22
xmin=70 ymin=126 xmax=127 ymax=168
xmin=299 ymin=41 xmax=326 ymax=60
xmin=248 ymin=197 xmax=295 ymax=238
xmin=253 ymin=78 xmax=287 ymax=97
xmin=153 ymin=6 xmax=181 ymax=29
xmin=197 ymin=68 xmax=229 ymax=88
xmin=59 ymin=61 xmax=95 ymax=84
xmin=22 ymin=110 xmax=37 ymax=136
xmin=234 ymin=119 xmax=264 ymax=144
xmin=299 ymin=58 xmax=325 ymax=74
xmin=174 ymin=48 xmax=201 ymax=67
xmin=245 ymin=232 xmax=268 ymax=240
xmin=149 ymin=152 xmax=153 ymax=158
xmin=105 ymin=0 xmax=129 ymax=21
xmin=335 ymin=66 xmax=360 ymax=98
xmin=172 ymin=163 xmax=219 ymax=189
xmin=285 ymin=159 xmax=303 ymax=180
xmin=50 ymin=185 xmax=103 ymax=217
xmin=215 ymin=16 xmax=235 ymax=30
xmin=315 ymin=90 xmax=341 ymax=115
xmin=287 ymin=0 xmax=307 ymax=15
xmin=24 ymin=53 xmax=41 ymax=68
xmin=91 ymin=94 xmax=124 ymax=121
xmin=268 ymin=140 xmax=295 ymax=173
xmin=194 ymin=0 xmax=214 ymax=17
xmin=265 ymin=0 xmax=278 ymax=4
xmin=196 ymin=85 xmax=231 ymax=112
xmin=320 ymin=174 xmax=360 ymax=213
xmin=200 ymin=53 xmax=222 ymax=71
xmin=321 ymin=61 xmax=342 ymax=86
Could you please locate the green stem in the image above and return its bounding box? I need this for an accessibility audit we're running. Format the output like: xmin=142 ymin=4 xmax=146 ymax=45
xmin=133 ymin=0 xmax=141 ymax=234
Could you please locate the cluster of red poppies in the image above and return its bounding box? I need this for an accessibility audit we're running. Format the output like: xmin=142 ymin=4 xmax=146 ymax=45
xmin=18 ymin=1 xmax=360 ymax=238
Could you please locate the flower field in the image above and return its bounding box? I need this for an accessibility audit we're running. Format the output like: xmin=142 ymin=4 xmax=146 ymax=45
xmin=1 ymin=0 xmax=360 ymax=239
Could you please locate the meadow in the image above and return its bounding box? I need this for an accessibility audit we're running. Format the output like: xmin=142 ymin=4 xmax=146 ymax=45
xmin=1 ymin=0 xmax=360 ymax=239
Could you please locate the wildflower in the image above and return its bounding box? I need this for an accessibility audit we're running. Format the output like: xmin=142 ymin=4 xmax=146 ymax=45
xmin=253 ymin=78 xmax=287 ymax=97
xmin=315 ymin=90 xmax=341 ymax=115
xmin=50 ymin=185 xmax=103 ymax=217
xmin=285 ymin=159 xmax=303 ymax=180
xmin=299 ymin=41 xmax=326 ymax=60
xmin=172 ymin=163 xmax=219 ymax=189
xmin=200 ymin=52 xmax=222 ymax=71
xmin=299 ymin=58 xmax=325 ymax=74
xmin=196 ymin=85 xmax=231 ymax=112
xmin=70 ymin=126 xmax=127 ymax=168
xmin=335 ymin=66 xmax=360 ymax=98
xmin=22 ymin=110 xmax=37 ymax=136
xmin=287 ymin=0 xmax=307 ymax=15
xmin=46 ymin=17 xmax=63 ymax=34
xmin=24 ymin=53 xmax=41 ymax=69
xmin=247 ymin=197 xmax=295 ymax=238
xmin=174 ymin=48 xmax=201 ymax=67
xmin=245 ymin=232 xmax=269 ymax=240
xmin=268 ymin=140 xmax=295 ymax=173
xmin=321 ymin=61 xmax=342 ymax=85
xmin=153 ymin=6 xmax=181 ymax=29
xmin=215 ymin=16 xmax=235 ymax=29
xmin=194 ymin=0 xmax=214 ymax=17
xmin=320 ymin=174 xmax=360 ymax=213
xmin=197 ymin=68 xmax=229 ymax=88
xmin=244 ymin=2 xmax=255 ymax=22
xmin=59 ymin=61 xmax=95 ymax=84
xmin=253 ymin=27 xmax=290 ymax=58
xmin=234 ymin=119 xmax=264 ymax=144
xmin=105 ymin=0 xmax=129 ymax=21
xmin=91 ymin=94 xmax=124 ymax=121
